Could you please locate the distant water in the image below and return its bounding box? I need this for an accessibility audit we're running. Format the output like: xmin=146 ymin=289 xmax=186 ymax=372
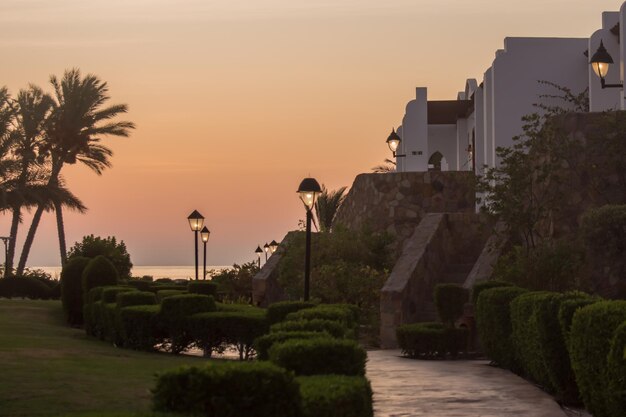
xmin=32 ymin=265 xmax=230 ymax=280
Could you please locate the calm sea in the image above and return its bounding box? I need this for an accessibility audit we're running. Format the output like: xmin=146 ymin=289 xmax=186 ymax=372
xmin=32 ymin=265 xmax=230 ymax=280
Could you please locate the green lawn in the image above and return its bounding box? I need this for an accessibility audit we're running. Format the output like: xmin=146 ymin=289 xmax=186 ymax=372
xmin=0 ymin=299 xmax=208 ymax=417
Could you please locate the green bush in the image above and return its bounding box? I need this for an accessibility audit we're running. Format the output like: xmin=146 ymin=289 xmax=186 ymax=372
xmin=188 ymin=281 xmax=218 ymax=297
xmin=68 ymin=234 xmax=133 ymax=278
xmin=569 ymin=301 xmax=626 ymax=417
xmin=189 ymin=310 xmax=268 ymax=359
xmin=476 ymin=286 xmax=528 ymax=370
xmin=0 ymin=276 xmax=52 ymax=300
xmin=126 ymin=279 xmax=152 ymax=292
xmin=102 ymin=302 xmax=120 ymax=343
xmin=270 ymin=319 xmax=347 ymax=338
xmin=269 ymin=338 xmax=366 ymax=376
xmin=82 ymin=255 xmax=119 ymax=294
xmin=116 ymin=291 xmax=157 ymax=308
xmin=267 ymin=301 xmax=316 ymax=324
xmin=558 ymin=298 xmax=598 ymax=343
xmin=60 ymin=256 xmax=90 ymax=325
xmin=152 ymin=361 xmax=301 ymax=417
xmin=582 ymin=204 xmax=626 ymax=259
xmin=156 ymin=290 xmax=186 ymax=302
xmin=286 ymin=305 xmax=356 ymax=329
xmin=102 ymin=286 xmax=135 ymax=303
xmin=150 ymin=285 xmax=186 ymax=293
xmin=119 ymin=305 xmax=163 ymax=350
xmin=607 ymin=321 xmax=626 ymax=417
xmin=298 ymin=375 xmax=373 ymax=417
xmin=434 ymin=284 xmax=469 ymax=326
xmin=159 ymin=294 xmax=216 ymax=353
xmin=396 ymin=322 xmax=468 ymax=359
xmin=215 ymin=302 xmax=261 ymax=313
xmin=254 ymin=331 xmax=332 ymax=361
xmin=471 ymin=280 xmax=512 ymax=305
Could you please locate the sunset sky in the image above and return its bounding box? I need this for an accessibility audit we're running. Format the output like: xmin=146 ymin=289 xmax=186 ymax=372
xmin=0 ymin=0 xmax=620 ymax=268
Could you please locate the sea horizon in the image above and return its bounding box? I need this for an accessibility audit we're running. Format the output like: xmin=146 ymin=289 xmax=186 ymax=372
xmin=31 ymin=265 xmax=232 ymax=280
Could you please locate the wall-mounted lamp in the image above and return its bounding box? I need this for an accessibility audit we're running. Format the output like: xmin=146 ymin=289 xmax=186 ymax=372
xmin=590 ymin=40 xmax=623 ymax=89
xmin=386 ymin=128 xmax=406 ymax=158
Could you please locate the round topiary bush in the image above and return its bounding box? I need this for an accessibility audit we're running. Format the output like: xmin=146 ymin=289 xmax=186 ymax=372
xmin=82 ymin=255 xmax=119 ymax=294
xmin=61 ymin=256 xmax=91 ymax=325
xmin=254 ymin=331 xmax=332 ymax=361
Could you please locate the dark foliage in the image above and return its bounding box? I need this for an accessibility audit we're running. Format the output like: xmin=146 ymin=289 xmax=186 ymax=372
xmin=396 ymin=322 xmax=468 ymax=359
xmin=254 ymin=331 xmax=332 ymax=361
xmin=267 ymin=301 xmax=316 ymax=325
xmin=68 ymin=235 xmax=133 ymax=278
xmin=434 ymin=284 xmax=469 ymax=326
xmin=187 ymin=281 xmax=218 ymax=297
xmin=82 ymin=255 xmax=119 ymax=294
xmin=298 ymin=375 xmax=373 ymax=417
xmin=60 ymin=256 xmax=90 ymax=324
xmin=0 ymin=276 xmax=52 ymax=299
xmin=116 ymin=291 xmax=157 ymax=308
xmin=159 ymin=294 xmax=216 ymax=353
xmin=118 ymin=305 xmax=163 ymax=351
xmin=471 ymin=280 xmax=512 ymax=305
xmin=270 ymin=319 xmax=348 ymax=339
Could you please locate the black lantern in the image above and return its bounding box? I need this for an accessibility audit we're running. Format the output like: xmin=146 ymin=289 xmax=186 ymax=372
xmin=590 ymin=40 xmax=622 ymax=89
xmin=297 ymin=177 xmax=321 ymax=301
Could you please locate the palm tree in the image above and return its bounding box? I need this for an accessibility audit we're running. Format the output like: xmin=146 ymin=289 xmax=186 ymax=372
xmin=16 ymin=69 xmax=135 ymax=274
xmin=314 ymin=185 xmax=347 ymax=232
xmin=2 ymin=86 xmax=53 ymax=276
xmin=371 ymin=158 xmax=396 ymax=173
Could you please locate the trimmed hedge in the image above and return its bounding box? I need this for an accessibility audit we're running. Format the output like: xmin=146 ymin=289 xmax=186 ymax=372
xmin=270 ymin=319 xmax=347 ymax=338
xmin=569 ymin=301 xmax=626 ymax=417
xmin=0 ymin=276 xmax=53 ymax=300
xmin=476 ymin=286 xmax=527 ymax=370
xmin=471 ymin=280 xmax=512 ymax=305
xmin=82 ymin=255 xmax=119 ymax=294
xmin=298 ymin=375 xmax=373 ymax=417
xmin=152 ymin=361 xmax=301 ymax=417
xmin=119 ymin=305 xmax=163 ymax=350
xmin=254 ymin=331 xmax=332 ymax=361
xmin=434 ymin=284 xmax=469 ymax=325
xmin=116 ymin=291 xmax=157 ymax=308
xmin=150 ymin=285 xmax=186 ymax=293
xmin=607 ymin=321 xmax=626 ymax=417
xmin=269 ymin=338 xmax=366 ymax=376
xmin=267 ymin=301 xmax=316 ymax=324
xmin=102 ymin=287 xmax=136 ymax=303
xmin=216 ymin=302 xmax=261 ymax=313
xmin=558 ymin=298 xmax=598 ymax=343
xmin=189 ymin=311 xmax=268 ymax=359
xmin=61 ymin=256 xmax=90 ymax=325
xmin=285 ymin=305 xmax=356 ymax=329
xmin=159 ymin=294 xmax=216 ymax=353
xmin=396 ymin=322 xmax=468 ymax=359
xmin=156 ymin=290 xmax=186 ymax=302
xmin=188 ymin=281 xmax=218 ymax=297
xmin=126 ymin=280 xmax=152 ymax=292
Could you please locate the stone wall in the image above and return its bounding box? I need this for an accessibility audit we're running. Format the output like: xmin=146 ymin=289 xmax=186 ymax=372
xmin=333 ymin=171 xmax=475 ymax=250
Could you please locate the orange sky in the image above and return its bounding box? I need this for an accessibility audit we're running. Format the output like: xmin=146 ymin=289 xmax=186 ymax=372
xmin=0 ymin=0 xmax=620 ymax=268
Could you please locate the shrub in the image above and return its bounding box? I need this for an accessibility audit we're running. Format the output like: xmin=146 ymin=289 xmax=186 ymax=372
xmin=61 ymin=256 xmax=90 ymax=325
xmin=254 ymin=331 xmax=332 ymax=361
xmin=434 ymin=284 xmax=469 ymax=326
xmin=126 ymin=280 xmax=152 ymax=292
xmin=156 ymin=290 xmax=186 ymax=302
xmin=119 ymin=305 xmax=163 ymax=350
xmin=188 ymin=281 xmax=218 ymax=297
xmin=558 ymin=298 xmax=598 ymax=343
xmin=476 ymin=286 xmax=528 ymax=370
xmin=267 ymin=301 xmax=316 ymax=324
xmin=116 ymin=291 xmax=157 ymax=308
xmin=396 ymin=322 xmax=468 ymax=359
xmin=102 ymin=287 xmax=135 ymax=303
xmin=102 ymin=302 xmax=120 ymax=343
xmin=471 ymin=280 xmax=512 ymax=305
xmin=0 ymin=276 xmax=52 ymax=300
xmin=82 ymin=255 xmax=119 ymax=294
xmin=68 ymin=234 xmax=133 ymax=278
xmin=215 ymin=302 xmax=260 ymax=313
xmin=189 ymin=311 xmax=268 ymax=359
xmin=298 ymin=375 xmax=373 ymax=417
xmin=269 ymin=338 xmax=366 ymax=376
xmin=286 ymin=305 xmax=356 ymax=329
xmin=606 ymin=321 xmax=626 ymax=417
xmin=152 ymin=361 xmax=301 ymax=417
xmin=569 ymin=301 xmax=626 ymax=417
xmin=159 ymin=294 xmax=216 ymax=353
xmin=150 ymin=285 xmax=186 ymax=293
xmin=270 ymin=319 xmax=347 ymax=338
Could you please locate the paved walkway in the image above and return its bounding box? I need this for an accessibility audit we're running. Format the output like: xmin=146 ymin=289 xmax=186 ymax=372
xmin=366 ymin=350 xmax=567 ymax=417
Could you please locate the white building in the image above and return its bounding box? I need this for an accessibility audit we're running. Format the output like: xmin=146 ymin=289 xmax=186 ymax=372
xmin=394 ymin=2 xmax=626 ymax=174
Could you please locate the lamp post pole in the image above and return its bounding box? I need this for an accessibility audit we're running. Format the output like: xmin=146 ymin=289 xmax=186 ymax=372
xmin=201 ymin=227 xmax=210 ymax=280
xmin=188 ymin=210 xmax=205 ymax=281
xmin=297 ymin=177 xmax=321 ymax=302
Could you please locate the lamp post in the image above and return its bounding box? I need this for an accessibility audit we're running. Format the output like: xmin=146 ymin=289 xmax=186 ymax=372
xmin=263 ymin=243 xmax=270 ymax=261
xmin=386 ymin=128 xmax=406 ymax=158
xmin=269 ymin=240 xmax=279 ymax=254
xmin=200 ymin=226 xmax=210 ymax=280
xmin=187 ymin=210 xmax=204 ymax=280
xmin=590 ymin=40 xmax=623 ymax=89
xmin=297 ymin=177 xmax=322 ymax=301
xmin=255 ymin=246 xmax=263 ymax=268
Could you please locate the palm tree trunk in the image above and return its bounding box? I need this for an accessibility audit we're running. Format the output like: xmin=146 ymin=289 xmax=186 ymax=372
xmin=5 ymin=207 xmax=21 ymax=278
xmin=16 ymin=205 xmax=45 ymax=275
xmin=55 ymin=201 xmax=67 ymax=266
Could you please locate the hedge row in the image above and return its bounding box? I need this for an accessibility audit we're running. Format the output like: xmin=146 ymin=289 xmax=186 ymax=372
xmin=475 ymin=283 xmax=626 ymax=416
xmin=396 ymin=322 xmax=468 ymax=359
xmin=0 ymin=276 xmax=57 ymax=300
xmin=152 ymin=362 xmax=373 ymax=417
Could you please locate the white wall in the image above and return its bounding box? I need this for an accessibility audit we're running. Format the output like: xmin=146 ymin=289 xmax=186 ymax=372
xmin=400 ymin=88 xmax=429 ymax=171
xmin=427 ymin=125 xmax=457 ymax=170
